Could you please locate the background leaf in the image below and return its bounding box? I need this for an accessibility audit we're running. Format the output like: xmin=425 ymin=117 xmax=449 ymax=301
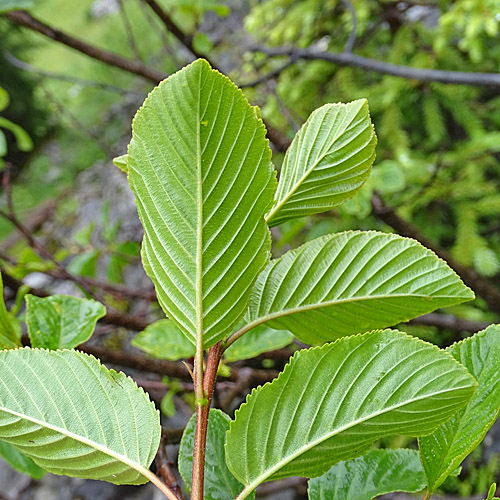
xmin=0 ymin=0 xmax=34 ymax=13
xmin=247 ymin=231 xmax=474 ymax=344
xmin=25 ymin=294 xmax=106 ymax=349
xmin=266 ymin=100 xmax=376 ymax=226
xmin=127 ymin=59 xmax=276 ymax=348
xmin=226 ymin=329 xmax=476 ymax=498
xmin=179 ymin=409 xmax=254 ymax=500
xmin=0 ymin=272 xmax=21 ymax=350
xmin=307 ymin=449 xmax=426 ymax=500
xmin=0 ymin=440 xmax=46 ymax=479
xmin=419 ymin=325 xmax=500 ymax=492
xmin=132 ymin=319 xmax=195 ymax=360
xmin=224 ymin=324 xmax=293 ymax=362
xmin=0 ymin=348 xmax=160 ymax=485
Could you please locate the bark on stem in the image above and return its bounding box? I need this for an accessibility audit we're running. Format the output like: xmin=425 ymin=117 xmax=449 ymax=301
xmin=191 ymin=343 xmax=225 ymax=500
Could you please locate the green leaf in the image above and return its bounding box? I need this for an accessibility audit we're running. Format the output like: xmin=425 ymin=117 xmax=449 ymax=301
xmin=0 ymin=117 xmax=33 ymax=152
xmin=486 ymin=483 xmax=498 ymax=500
xmin=266 ymin=100 xmax=376 ymax=226
xmin=0 ymin=130 xmax=6 ymax=157
xmin=0 ymin=440 xmax=46 ymax=479
xmin=0 ymin=87 xmax=10 ymax=111
xmin=419 ymin=325 xmax=500 ymax=492
xmin=0 ymin=348 xmax=160 ymax=485
xmin=179 ymin=409 xmax=254 ymax=500
xmin=225 ymin=329 xmax=476 ymax=498
xmin=0 ymin=0 xmax=33 ymax=12
xmin=25 ymin=294 xmax=106 ymax=349
xmin=246 ymin=231 xmax=474 ymax=344
xmin=132 ymin=319 xmax=195 ymax=360
xmin=307 ymin=449 xmax=426 ymax=500
xmin=113 ymin=154 xmax=128 ymax=173
xmin=127 ymin=59 xmax=276 ymax=348
xmin=224 ymin=324 xmax=293 ymax=362
xmin=0 ymin=272 xmax=21 ymax=350
xmin=67 ymin=249 xmax=100 ymax=277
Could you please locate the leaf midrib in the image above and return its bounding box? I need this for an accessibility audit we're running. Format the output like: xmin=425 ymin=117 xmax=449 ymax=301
xmin=0 ymin=406 xmax=150 ymax=479
xmin=265 ymin=103 xmax=363 ymax=224
xmin=237 ymin=384 xmax=474 ymax=497
xmin=249 ymin=292 xmax=470 ymax=331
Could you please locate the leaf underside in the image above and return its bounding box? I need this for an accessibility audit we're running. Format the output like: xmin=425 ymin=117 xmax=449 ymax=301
xmin=127 ymin=59 xmax=276 ymax=348
xmin=179 ymin=409 xmax=255 ymax=500
xmin=419 ymin=325 xmax=500 ymax=492
xmin=225 ymin=329 xmax=476 ymax=495
xmin=307 ymin=448 xmax=426 ymax=500
xmin=267 ymin=100 xmax=377 ymax=226
xmin=0 ymin=348 xmax=160 ymax=485
xmin=247 ymin=231 xmax=474 ymax=344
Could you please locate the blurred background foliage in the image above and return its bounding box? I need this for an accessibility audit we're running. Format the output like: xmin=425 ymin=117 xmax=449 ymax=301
xmin=1 ymin=0 xmax=500 ymax=495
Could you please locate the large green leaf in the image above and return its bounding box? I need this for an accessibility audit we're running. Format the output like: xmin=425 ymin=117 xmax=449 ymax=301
xmin=0 ymin=440 xmax=46 ymax=479
xmin=25 ymin=294 xmax=106 ymax=349
xmin=266 ymin=100 xmax=376 ymax=226
xmin=179 ymin=409 xmax=255 ymax=500
xmin=224 ymin=324 xmax=293 ymax=362
xmin=127 ymin=59 xmax=276 ymax=348
xmin=225 ymin=329 xmax=476 ymax=498
xmin=307 ymin=449 xmax=426 ymax=500
xmin=246 ymin=231 xmax=474 ymax=344
xmin=419 ymin=325 xmax=500 ymax=492
xmin=132 ymin=319 xmax=195 ymax=360
xmin=0 ymin=348 xmax=160 ymax=485
xmin=0 ymin=272 xmax=21 ymax=350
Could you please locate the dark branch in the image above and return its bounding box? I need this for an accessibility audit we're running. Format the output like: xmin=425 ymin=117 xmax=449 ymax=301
xmin=255 ymin=45 xmax=500 ymax=87
xmin=141 ymin=0 xmax=207 ymax=61
xmin=4 ymin=10 xmax=167 ymax=84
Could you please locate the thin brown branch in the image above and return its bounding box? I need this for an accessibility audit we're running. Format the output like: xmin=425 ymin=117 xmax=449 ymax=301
xmin=156 ymin=432 xmax=184 ymax=499
xmin=117 ymin=0 xmax=142 ymax=61
xmin=141 ymin=0 xmax=206 ymax=61
xmin=4 ymin=10 xmax=167 ymax=84
xmin=408 ymin=313 xmax=489 ymax=333
xmin=255 ymin=45 xmax=500 ymax=87
xmin=371 ymin=194 xmax=500 ymax=315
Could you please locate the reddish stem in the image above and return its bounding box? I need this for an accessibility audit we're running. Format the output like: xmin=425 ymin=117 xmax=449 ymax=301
xmin=191 ymin=342 xmax=225 ymax=500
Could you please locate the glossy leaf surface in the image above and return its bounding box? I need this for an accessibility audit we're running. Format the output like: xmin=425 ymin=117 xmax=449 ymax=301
xmin=25 ymin=294 xmax=106 ymax=349
xmin=266 ymin=100 xmax=376 ymax=226
xmin=0 ymin=348 xmax=160 ymax=485
xmin=127 ymin=59 xmax=275 ymax=348
xmin=179 ymin=409 xmax=254 ymax=500
xmin=247 ymin=231 xmax=474 ymax=344
xmin=307 ymin=449 xmax=426 ymax=500
xmin=226 ymin=330 xmax=476 ymax=498
xmin=419 ymin=325 xmax=500 ymax=492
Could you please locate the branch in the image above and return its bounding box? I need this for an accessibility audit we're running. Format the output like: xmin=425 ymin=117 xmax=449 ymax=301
xmin=254 ymin=46 xmax=500 ymax=87
xmin=4 ymin=10 xmax=167 ymax=84
xmin=155 ymin=432 xmax=184 ymax=499
xmin=3 ymin=51 xmax=142 ymax=96
xmin=371 ymin=194 xmax=500 ymax=315
xmin=342 ymin=0 xmax=358 ymax=52
xmin=141 ymin=0 xmax=206 ymax=62
xmin=408 ymin=313 xmax=489 ymax=333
